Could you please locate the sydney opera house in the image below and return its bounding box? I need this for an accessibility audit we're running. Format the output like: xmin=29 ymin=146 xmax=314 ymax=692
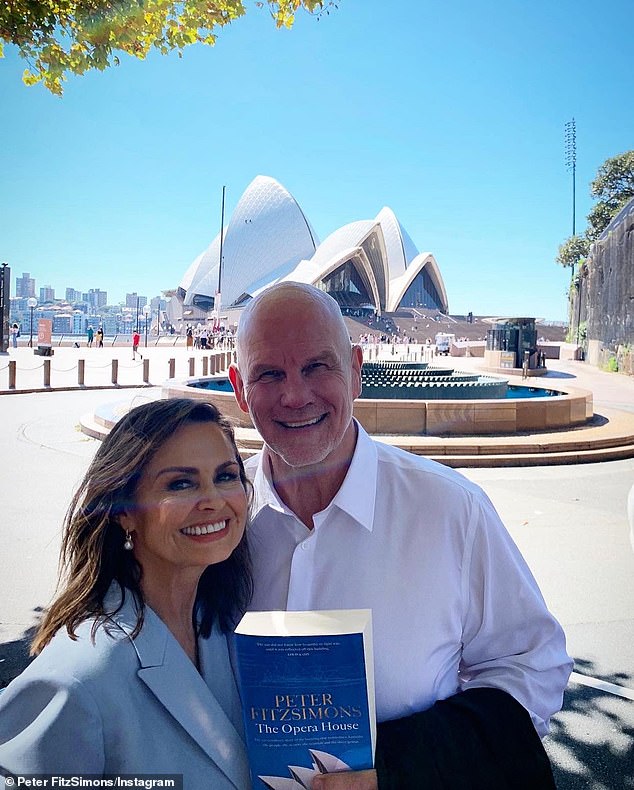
xmin=170 ymin=175 xmax=448 ymax=326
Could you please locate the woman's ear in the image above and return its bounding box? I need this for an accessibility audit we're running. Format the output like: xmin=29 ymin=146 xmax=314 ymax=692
xmin=117 ymin=509 xmax=135 ymax=534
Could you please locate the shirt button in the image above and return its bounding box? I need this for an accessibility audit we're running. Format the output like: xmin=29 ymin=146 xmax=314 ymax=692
xmin=300 ymin=540 xmax=310 ymax=551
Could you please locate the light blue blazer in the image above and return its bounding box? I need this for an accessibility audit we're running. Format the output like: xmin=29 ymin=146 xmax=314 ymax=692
xmin=0 ymin=589 xmax=251 ymax=788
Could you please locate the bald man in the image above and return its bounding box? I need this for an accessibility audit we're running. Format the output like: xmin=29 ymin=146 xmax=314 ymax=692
xmin=229 ymin=282 xmax=571 ymax=789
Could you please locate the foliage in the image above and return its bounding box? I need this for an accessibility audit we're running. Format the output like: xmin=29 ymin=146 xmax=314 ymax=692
xmin=586 ymin=151 xmax=634 ymax=240
xmin=590 ymin=150 xmax=634 ymax=203
xmin=585 ymin=201 xmax=616 ymax=241
xmin=565 ymin=320 xmax=586 ymax=345
xmin=0 ymin=0 xmax=337 ymax=95
xmin=605 ymin=354 xmax=618 ymax=373
xmin=556 ymin=235 xmax=589 ymax=270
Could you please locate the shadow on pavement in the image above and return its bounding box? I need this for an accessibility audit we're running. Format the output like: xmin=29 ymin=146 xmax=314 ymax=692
xmin=546 ymin=658 xmax=634 ymax=789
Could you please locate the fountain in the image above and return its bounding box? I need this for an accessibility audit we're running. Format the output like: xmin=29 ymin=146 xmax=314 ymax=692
xmin=170 ymin=360 xmax=592 ymax=437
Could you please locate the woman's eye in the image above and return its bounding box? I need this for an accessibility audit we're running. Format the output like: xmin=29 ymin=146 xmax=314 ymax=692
xmin=216 ymin=471 xmax=240 ymax=484
xmin=167 ymin=479 xmax=193 ymax=491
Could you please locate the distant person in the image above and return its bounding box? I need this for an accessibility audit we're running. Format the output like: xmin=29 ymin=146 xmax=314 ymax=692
xmin=96 ymin=327 xmax=104 ymax=348
xmin=132 ymin=330 xmax=141 ymax=360
xmin=10 ymin=323 xmax=19 ymax=348
xmin=0 ymin=399 xmax=252 ymax=785
xmin=86 ymin=326 xmax=94 ymax=347
xmin=186 ymin=325 xmax=194 ymax=349
xmin=229 ymin=282 xmax=571 ymax=789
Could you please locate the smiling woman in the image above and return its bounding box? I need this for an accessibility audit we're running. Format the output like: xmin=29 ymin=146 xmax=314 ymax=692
xmin=0 ymin=399 xmax=253 ymax=786
xmin=119 ymin=419 xmax=249 ymax=628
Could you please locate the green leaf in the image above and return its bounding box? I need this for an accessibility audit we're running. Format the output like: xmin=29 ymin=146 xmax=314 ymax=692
xmin=2 ymin=0 xmax=338 ymax=94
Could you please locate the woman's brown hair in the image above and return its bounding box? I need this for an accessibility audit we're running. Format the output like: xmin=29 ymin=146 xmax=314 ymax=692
xmin=32 ymin=398 xmax=252 ymax=654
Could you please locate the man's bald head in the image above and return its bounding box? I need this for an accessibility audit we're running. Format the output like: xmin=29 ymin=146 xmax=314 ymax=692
xmin=236 ymin=282 xmax=351 ymax=364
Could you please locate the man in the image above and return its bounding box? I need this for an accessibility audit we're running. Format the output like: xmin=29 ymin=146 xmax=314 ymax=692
xmin=132 ymin=330 xmax=141 ymax=360
xmin=229 ymin=282 xmax=572 ymax=789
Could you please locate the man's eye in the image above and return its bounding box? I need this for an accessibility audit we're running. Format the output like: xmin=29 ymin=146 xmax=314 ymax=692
xmin=258 ymin=370 xmax=282 ymax=382
xmin=305 ymin=362 xmax=326 ymax=374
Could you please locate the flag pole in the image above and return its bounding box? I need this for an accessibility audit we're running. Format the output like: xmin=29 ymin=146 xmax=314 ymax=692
xmin=216 ymin=185 xmax=226 ymax=327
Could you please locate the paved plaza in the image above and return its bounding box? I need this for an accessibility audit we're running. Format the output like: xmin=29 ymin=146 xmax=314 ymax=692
xmin=1 ymin=344 xmax=633 ymax=787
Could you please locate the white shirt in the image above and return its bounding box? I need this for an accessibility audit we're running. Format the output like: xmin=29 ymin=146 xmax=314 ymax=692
xmin=246 ymin=423 xmax=572 ymax=737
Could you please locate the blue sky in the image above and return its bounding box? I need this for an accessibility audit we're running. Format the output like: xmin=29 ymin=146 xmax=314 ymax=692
xmin=1 ymin=0 xmax=633 ymax=321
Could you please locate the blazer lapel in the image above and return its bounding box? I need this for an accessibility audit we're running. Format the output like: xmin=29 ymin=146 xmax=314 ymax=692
xmin=112 ymin=598 xmax=250 ymax=789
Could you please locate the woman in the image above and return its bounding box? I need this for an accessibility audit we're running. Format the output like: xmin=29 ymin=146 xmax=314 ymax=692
xmin=0 ymin=399 xmax=252 ymax=788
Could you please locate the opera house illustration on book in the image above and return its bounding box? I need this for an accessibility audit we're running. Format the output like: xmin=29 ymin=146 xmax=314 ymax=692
xmin=259 ymin=749 xmax=352 ymax=790
xmin=171 ymin=175 xmax=448 ymax=325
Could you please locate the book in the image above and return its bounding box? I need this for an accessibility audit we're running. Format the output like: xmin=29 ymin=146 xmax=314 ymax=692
xmin=234 ymin=609 xmax=375 ymax=790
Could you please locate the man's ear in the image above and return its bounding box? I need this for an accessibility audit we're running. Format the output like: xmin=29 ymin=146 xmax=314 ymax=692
xmin=351 ymin=344 xmax=363 ymax=400
xmin=229 ymin=363 xmax=250 ymax=414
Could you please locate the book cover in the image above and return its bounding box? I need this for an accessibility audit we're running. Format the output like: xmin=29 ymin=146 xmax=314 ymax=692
xmin=234 ymin=609 xmax=375 ymax=790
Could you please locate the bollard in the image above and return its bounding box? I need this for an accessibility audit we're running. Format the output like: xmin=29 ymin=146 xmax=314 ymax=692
xmin=9 ymin=360 xmax=16 ymax=389
xmin=111 ymin=359 xmax=118 ymax=385
xmin=211 ymin=354 xmax=218 ymax=375
xmin=169 ymin=358 xmax=176 ymax=378
xmin=189 ymin=357 xmax=195 ymax=376
xmin=143 ymin=358 xmax=150 ymax=384
xmin=44 ymin=359 xmax=51 ymax=387
xmin=202 ymin=357 xmax=208 ymax=376
xmin=225 ymin=351 xmax=231 ymax=369
xmin=78 ymin=359 xmax=85 ymax=386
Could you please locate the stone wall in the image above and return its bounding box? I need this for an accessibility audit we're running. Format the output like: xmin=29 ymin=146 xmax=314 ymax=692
xmin=573 ymin=198 xmax=634 ymax=365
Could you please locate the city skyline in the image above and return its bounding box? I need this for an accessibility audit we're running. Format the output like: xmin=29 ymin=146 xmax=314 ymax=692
xmin=2 ymin=0 xmax=633 ymax=322
xmin=11 ymin=271 xmax=160 ymax=308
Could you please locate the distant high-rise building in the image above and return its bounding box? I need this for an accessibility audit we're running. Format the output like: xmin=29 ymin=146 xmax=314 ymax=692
xmin=88 ymin=288 xmax=107 ymax=308
xmin=39 ymin=285 xmax=55 ymax=303
xmin=126 ymin=292 xmax=147 ymax=309
xmin=15 ymin=272 xmax=35 ymax=298
xmin=66 ymin=288 xmax=81 ymax=303
xmin=53 ymin=314 xmax=72 ymax=333
xmin=72 ymin=311 xmax=86 ymax=334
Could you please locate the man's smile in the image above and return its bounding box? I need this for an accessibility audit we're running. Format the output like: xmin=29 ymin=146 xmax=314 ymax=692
xmin=275 ymin=414 xmax=327 ymax=429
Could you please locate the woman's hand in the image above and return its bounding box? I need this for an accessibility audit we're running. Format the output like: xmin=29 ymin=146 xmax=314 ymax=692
xmin=312 ymin=769 xmax=378 ymax=790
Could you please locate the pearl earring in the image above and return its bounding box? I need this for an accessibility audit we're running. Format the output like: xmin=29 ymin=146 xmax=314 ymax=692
xmin=123 ymin=531 xmax=134 ymax=551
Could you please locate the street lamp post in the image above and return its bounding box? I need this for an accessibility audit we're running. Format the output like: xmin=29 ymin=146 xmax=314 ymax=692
xmin=27 ymin=297 xmax=38 ymax=348
xmin=143 ymin=305 xmax=151 ymax=348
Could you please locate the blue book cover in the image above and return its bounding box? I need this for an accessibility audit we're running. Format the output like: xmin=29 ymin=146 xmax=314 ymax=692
xmin=234 ymin=610 xmax=375 ymax=790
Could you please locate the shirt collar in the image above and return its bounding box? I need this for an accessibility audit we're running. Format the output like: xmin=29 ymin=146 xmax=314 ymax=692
xmin=251 ymin=420 xmax=378 ymax=532
xmin=327 ymin=421 xmax=377 ymax=532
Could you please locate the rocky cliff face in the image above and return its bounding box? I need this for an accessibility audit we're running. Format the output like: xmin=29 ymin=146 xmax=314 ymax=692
xmin=574 ymin=199 xmax=634 ymax=354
